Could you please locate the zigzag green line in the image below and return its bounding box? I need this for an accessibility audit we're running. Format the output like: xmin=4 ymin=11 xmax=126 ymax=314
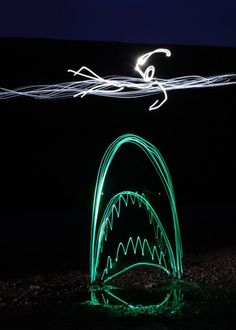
xmin=95 ymin=191 xmax=175 ymax=282
xmin=91 ymin=134 xmax=182 ymax=283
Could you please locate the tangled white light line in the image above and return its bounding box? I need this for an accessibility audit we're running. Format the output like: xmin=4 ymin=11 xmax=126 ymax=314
xmin=0 ymin=48 xmax=236 ymax=110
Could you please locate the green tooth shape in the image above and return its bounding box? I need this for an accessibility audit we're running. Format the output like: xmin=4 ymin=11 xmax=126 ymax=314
xmin=96 ymin=191 xmax=175 ymax=283
xmin=90 ymin=134 xmax=182 ymax=283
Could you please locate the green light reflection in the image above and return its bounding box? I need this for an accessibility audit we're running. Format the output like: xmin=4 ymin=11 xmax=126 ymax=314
xmin=89 ymin=282 xmax=184 ymax=316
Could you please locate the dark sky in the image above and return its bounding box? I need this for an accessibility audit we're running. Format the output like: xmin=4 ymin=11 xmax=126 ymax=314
xmin=0 ymin=0 xmax=236 ymax=47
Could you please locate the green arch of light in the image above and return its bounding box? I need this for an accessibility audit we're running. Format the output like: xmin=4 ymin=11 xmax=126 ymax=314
xmin=103 ymin=262 xmax=170 ymax=284
xmin=90 ymin=133 xmax=182 ymax=283
xmin=95 ymin=191 xmax=176 ymax=283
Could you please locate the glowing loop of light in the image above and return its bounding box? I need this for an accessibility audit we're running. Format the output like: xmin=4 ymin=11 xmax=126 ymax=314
xmin=0 ymin=48 xmax=236 ymax=111
xmin=90 ymin=134 xmax=182 ymax=284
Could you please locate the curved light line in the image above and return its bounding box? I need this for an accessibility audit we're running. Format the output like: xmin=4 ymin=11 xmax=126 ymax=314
xmin=103 ymin=262 xmax=170 ymax=284
xmin=95 ymin=191 xmax=176 ymax=282
xmin=89 ymin=285 xmax=181 ymax=312
xmin=0 ymin=48 xmax=235 ymax=111
xmin=103 ymin=285 xmax=172 ymax=309
xmin=90 ymin=134 xmax=182 ymax=283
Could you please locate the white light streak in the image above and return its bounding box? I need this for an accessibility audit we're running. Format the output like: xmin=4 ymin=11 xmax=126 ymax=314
xmin=0 ymin=48 xmax=236 ymax=111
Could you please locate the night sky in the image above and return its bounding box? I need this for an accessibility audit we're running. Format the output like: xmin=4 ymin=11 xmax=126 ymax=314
xmin=0 ymin=0 xmax=236 ymax=47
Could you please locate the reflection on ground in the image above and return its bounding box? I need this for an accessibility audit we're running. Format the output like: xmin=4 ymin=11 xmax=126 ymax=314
xmin=87 ymin=281 xmax=184 ymax=316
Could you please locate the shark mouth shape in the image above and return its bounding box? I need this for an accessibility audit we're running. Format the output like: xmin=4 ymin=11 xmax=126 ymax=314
xmin=97 ymin=191 xmax=175 ymax=283
xmin=90 ymin=134 xmax=183 ymax=284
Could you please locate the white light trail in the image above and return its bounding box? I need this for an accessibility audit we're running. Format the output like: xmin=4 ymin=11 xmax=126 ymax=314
xmin=0 ymin=48 xmax=236 ymax=111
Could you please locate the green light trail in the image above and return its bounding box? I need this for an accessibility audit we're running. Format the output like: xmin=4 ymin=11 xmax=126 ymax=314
xmin=89 ymin=284 xmax=183 ymax=314
xmin=90 ymin=134 xmax=182 ymax=283
xmin=96 ymin=191 xmax=175 ymax=282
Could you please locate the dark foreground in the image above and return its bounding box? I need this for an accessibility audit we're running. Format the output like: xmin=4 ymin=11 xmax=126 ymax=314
xmin=0 ymin=246 xmax=236 ymax=330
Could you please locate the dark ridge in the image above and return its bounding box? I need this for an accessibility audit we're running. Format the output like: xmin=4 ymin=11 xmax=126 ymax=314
xmin=1 ymin=36 xmax=236 ymax=50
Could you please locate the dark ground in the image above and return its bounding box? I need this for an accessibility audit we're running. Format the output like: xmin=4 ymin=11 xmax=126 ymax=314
xmin=0 ymin=246 xmax=236 ymax=330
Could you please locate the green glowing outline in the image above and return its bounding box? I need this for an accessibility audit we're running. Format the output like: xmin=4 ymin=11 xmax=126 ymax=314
xmin=96 ymin=191 xmax=176 ymax=282
xmin=89 ymin=284 xmax=183 ymax=313
xmin=91 ymin=134 xmax=182 ymax=283
xmin=102 ymin=288 xmax=172 ymax=309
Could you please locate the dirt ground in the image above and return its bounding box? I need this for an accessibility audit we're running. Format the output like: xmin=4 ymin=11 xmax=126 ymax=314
xmin=0 ymin=246 xmax=236 ymax=330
